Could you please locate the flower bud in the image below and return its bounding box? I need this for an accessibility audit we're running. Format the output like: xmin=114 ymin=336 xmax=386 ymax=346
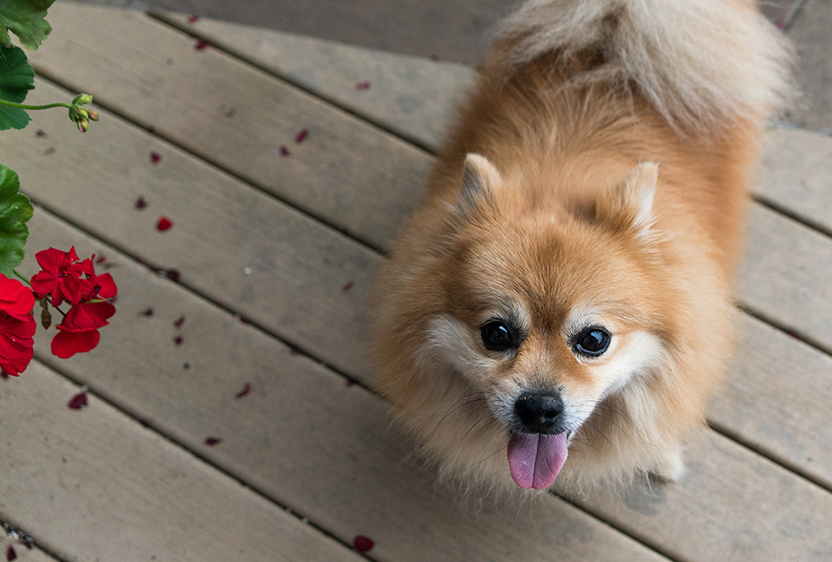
xmin=77 ymin=118 xmax=88 ymax=133
xmin=72 ymin=93 xmax=93 ymax=106
xmin=88 ymin=110 xmax=100 ymax=121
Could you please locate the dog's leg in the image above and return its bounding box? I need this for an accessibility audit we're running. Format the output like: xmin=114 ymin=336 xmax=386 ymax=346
xmin=649 ymin=446 xmax=685 ymax=483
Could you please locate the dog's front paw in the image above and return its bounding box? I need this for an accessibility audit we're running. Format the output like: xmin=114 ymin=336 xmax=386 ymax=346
xmin=649 ymin=447 xmax=685 ymax=483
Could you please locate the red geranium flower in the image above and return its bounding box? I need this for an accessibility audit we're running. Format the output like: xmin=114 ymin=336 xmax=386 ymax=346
xmin=0 ymin=274 xmax=36 ymax=376
xmin=30 ymin=247 xmax=91 ymax=306
xmin=51 ymin=301 xmax=116 ymax=359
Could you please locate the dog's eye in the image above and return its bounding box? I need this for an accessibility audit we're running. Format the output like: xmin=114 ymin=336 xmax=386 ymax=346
xmin=481 ymin=320 xmax=519 ymax=352
xmin=572 ymin=326 xmax=611 ymax=357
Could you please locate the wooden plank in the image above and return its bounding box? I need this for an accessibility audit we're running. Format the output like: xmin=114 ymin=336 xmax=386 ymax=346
xmin=739 ymin=204 xmax=832 ymax=352
xmin=28 ymin=3 xmax=431 ymax=250
xmin=16 ymin=211 xmax=669 ymax=562
xmin=571 ymin=431 xmax=832 ymax=562
xmin=711 ymin=314 xmax=832 ymax=489
xmin=0 ymin=361 xmax=365 ymax=562
xmin=156 ymin=10 xmax=478 ymax=150
xmin=4 ymin=78 xmax=375 ymax=377
xmin=757 ymin=127 xmax=832 ymax=234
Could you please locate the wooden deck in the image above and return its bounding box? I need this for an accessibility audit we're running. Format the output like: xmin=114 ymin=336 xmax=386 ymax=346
xmin=1 ymin=3 xmax=831 ymax=561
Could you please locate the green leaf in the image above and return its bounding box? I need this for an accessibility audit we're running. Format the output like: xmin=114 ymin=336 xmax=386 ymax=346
xmin=0 ymin=0 xmax=56 ymax=50
xmin=0 ymin=164 xmax=33 ymax=277
xmin=0 ymin=45 xmax=34 ymax=129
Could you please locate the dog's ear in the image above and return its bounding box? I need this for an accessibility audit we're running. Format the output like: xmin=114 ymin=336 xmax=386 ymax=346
xmin=457 ymin=153 xmax=503 ymax=214
xmin=596 ymin=162 xmax=658 ymax=235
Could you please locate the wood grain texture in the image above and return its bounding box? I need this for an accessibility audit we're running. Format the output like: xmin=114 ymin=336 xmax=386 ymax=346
xmin=756 ymin=127 xmax=832 ymax=234
xmin=15 ymin=210 xmax=668 ymax=562
xmin=28 ymin=3 xmax=431 ymax=250
xmin=571 ymin=431 xmax=832 ymax=562
xmin=156 ymin=10 xmax=478 ymax=150
xmin=0 ymin=361 xmax=364 ymax=562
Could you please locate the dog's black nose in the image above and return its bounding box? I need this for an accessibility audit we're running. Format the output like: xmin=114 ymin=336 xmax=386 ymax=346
xmin=515 ymin=393 xmax=564 ymax=434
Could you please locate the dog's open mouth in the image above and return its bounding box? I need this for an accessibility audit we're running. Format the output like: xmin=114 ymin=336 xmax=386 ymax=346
xmin=507 ymin=431 xmax=569 ymax=489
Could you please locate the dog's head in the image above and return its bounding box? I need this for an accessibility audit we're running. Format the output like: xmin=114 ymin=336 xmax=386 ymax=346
xmin=423 ymin=154 xmax=671 ymax=489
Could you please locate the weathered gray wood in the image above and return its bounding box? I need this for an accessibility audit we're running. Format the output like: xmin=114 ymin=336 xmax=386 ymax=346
xmin=16 ymin=209 xmax=669 ymax=562
xmin=711 ymin=314 xmax=832 ymax=489
xmin=570 ymin=430 xmax=832 ymax=562
xmin=28 ymin=3 xmax=431 ymax=250
xmin=0 ymin=361 xmax=365 ymax=562
xmin=155 ymin=10 xmax=478 ymax=150
xmin=739 ymin=204 xmax=832 ymax=353
xmin=756 ymin=127 xmax=832 ymax=234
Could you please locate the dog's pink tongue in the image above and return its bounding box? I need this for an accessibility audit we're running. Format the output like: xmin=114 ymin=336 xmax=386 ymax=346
xmin=508 ymin=432 xmax=568 ymax=489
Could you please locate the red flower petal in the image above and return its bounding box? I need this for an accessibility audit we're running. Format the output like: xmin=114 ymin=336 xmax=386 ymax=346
xmin=195 ymin=40 xmax=210 ymax=51
xmin=279 ymin=146 xmax=291 ymax=157
xmin=353 ymin=536 xmax=375 ymax=552
xmin=68 ymin=391 xmax=88 ymax=410
xmin=174 ymin=315 xmax=185 ymax=328
xmin=157 ymin=216 xmax=173 ymax=231
xmin=235 ymin=383 xmax=251 ymax=398
xmin=355 ymin=81 xmax=371 ymax=90
xmin=6 ymin=545 xmax=16 ymax=561
xmin=150 ymin=151 xmax=162 ymax=164
xmin=52 ymin=330 xmax=101 ymax=359
xmin=135 ymin=196 xmax=148 ymax=210
xmin=61 ymin=302 xmax=116 ymax=331
xmin=294 ymin=129 xmax=309 ymax=143
xmin=187 ymin=15 xmax=200 ymax=24
xmin=0 ymin=274 xmax=35 ymax=318
xmin=205 ymin=437 xmax=221 ymax=446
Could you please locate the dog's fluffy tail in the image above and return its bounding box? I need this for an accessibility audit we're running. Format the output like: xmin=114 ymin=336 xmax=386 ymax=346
xmin=490 ymin=0 xmax=794 ymax=131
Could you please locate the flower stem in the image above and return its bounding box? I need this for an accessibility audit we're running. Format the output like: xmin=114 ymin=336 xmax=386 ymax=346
xmin=12 ymin=270 xmax=31 ymax=286
xmin=0 ymin=99 xmax=72 ymax=111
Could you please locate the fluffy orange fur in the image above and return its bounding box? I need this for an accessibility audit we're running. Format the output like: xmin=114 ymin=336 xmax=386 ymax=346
xmin=372 ymin=0 xmax=790 ymax=492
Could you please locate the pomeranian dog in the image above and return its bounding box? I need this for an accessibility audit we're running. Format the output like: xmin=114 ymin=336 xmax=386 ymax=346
xmin=372 ymin=0 xmax=792 ymax=492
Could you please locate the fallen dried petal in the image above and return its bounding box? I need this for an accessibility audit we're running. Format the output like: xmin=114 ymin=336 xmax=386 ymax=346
xmin=95 ymin=254 xmax=107 ymax=265
xmin=157 ymin=216 xmax=173 ymax=231
xmin=150 ymin=151 xmax=162 ymax=164
xmin=235 ymin=383 xmax=251 ymax=398
xmin=294 ymin=129 xmax=309 ymax=143
xmin=353 ymin=536 xmax=374 ymax=552
xmin=195 ymin=40 xmax=210 ymax=51
xmin=139 ymin=308 xmax=153 ymax=317
xmin=355 ymin=81 xmax=371 ymax=90
xmin=35 ymin=130 xmax=47 ymax=138
xmin=205 ymin=437 xmax=221 ymax=446
xmin=279 ymin=146 xmax=291 ymax=157
xmin=174 ymin=316 xmax=185 ymax=328
xmin=164 ymin=269 xmax=182 ymax=282
xmin=7 ymin=545 xmax=17 ymax=561
xmin=173 ymin=336 xmax=183 ymax=346
xmin=135 ymin=196 xmax=148 ymax=210
xmin=68 ymin=392 xmax=88 ymax=410
xmin=342 ymin=281 xmax=354 ymax=292
xmin=345 ymin=380 xmax=354 ymax=387
xmin=187 ymin=15 xmax=200 ymax=24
